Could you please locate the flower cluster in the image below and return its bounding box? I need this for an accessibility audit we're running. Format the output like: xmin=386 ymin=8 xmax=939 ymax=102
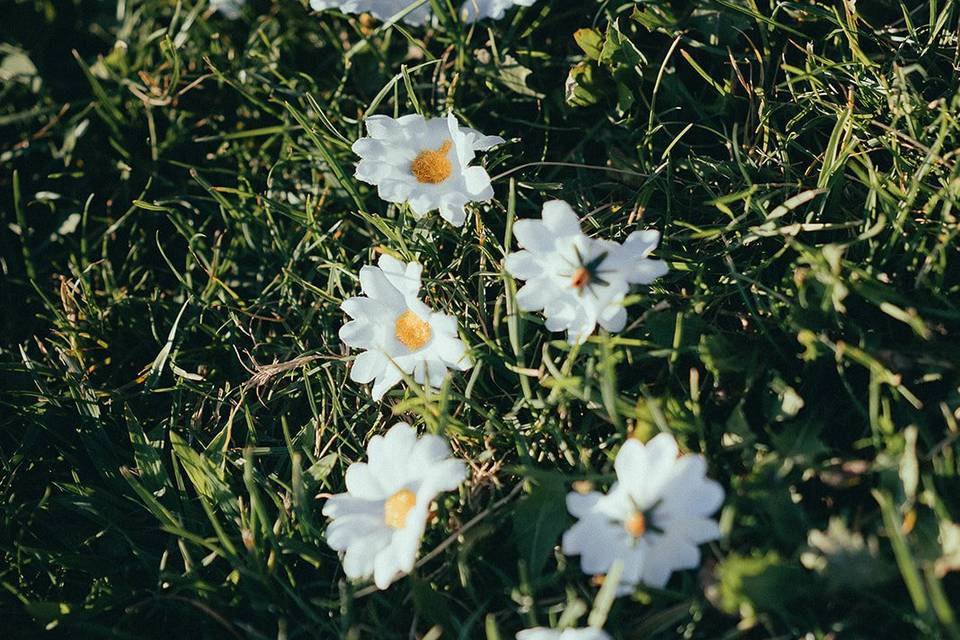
xmin=321 ymin=108 xmax=707 ymax=634
xmin=324 ymin=426 xmax=723 ymax=635
xmin=215 ymin=2 xmax=727 ymax=634
xmin=340 ymin=116 xmax=667 ymax=399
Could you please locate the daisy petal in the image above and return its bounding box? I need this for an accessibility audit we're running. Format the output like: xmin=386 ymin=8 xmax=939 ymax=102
xmin=629 ymin=259 xmax=669 ymax=285
xmin=345 ymin=461 xmax=386 ymax=499
xmin=541 ymin=199 xmax=582 ymax=237
xmin=462 ymin=165 xmax=493 ymax=197
xmin=566 ymin=491 xmax=602 ymax=518
xmin=359 ymin=265 xmax=405 ymax=307
xmin=504 ymin=250 xmax=543 ymax=279
xmin=339 ymin=319 xmax=375 ymax=348
xmin=371 ymin=365 xmax=403 ymax=401
xmin=349 ymin=349 xmax=386 ymax=384
xmin=512 ymin=219 xmax=553 ymax=254
xmin=516 ymin=281 xmax=553 ymax=311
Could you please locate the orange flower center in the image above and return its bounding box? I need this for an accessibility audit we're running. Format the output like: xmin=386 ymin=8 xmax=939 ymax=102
xmin=394 ymin=310 xmax=432 ymax=351
xmin=411 ymin=140 xmax=453 ymax=184
xmin=570 ymin=266 xmax=590 ymax=290
xmin=384 ymin=489 xmax=417 ymax=529
xmin=624 ymin=511 xmax=646 ymax=539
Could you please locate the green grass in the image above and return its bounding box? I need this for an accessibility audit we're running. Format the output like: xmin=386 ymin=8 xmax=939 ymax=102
xmin=2 ymin=0 xmax=960 ymax=638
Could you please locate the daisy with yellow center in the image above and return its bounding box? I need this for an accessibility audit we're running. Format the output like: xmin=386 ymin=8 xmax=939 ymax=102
xmin=410 ymin=140 xmax=454 ymax=184
xmin=352 ymin=113 xmax=504 ymax=227
xmin=323 ymin=422 xmax=467 ymax=590
xmin=562 ymin=433 xmax=725 ymax=595
xmin=339 ymin=254 xmax=472 ymax=401
xmin=394 ymin=310 xmax=432 ymax=351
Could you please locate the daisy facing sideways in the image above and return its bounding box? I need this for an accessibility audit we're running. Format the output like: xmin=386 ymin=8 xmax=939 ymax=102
xmin=352 ymin=113 xmax=504 ymax=226
xmin=323 ymin=422 xmax=467 ymax=589
xmin=517 ymin=629 xmax=611 ymax=640
xmin=340 ymin=254 xmax=472 ymax=400
xmin=562 ymin=432 xmax=724 ymax=594
xmin=309 ymin=0 xmax=536 ymax=25
xmin=504 ymin=200 xmax=668 ymax=344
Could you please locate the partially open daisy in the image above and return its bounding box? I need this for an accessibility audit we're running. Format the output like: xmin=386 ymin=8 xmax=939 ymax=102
xmin=309 ymin=0 xmax=431 ymax=26
xmin=323 ymin=422 xmax=467 ymax=590
xmin=504 ymin=200 xmax=668 ymax=344
xmin=352 ymin=113 xmax=504 ymax=227
xmin=339 ymin=254 xmax=472 ymax=400
xmin=561 ymin=433 xmax=724 ymax=594
xmin=517 ymin=629 xmax=611 ymax=640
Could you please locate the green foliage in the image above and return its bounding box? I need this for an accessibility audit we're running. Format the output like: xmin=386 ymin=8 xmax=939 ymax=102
xmin=1 ymin=0 xmax=960 ymax=639
xmin=511 ymin=475 xmax=568 ymax=582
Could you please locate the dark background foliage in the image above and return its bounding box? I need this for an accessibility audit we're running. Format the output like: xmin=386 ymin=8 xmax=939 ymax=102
xmin=1 ymin=0 xmax=959 ymax=638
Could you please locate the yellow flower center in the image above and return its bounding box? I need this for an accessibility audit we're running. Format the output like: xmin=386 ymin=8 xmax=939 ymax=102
xmin=624 ymin=511 xmax=646 ymax=539
xmin=384 ymin=489 xmax=417 ymax=529
xmin=570 ymin=266 xmax=590 ymax=290
xmin=394 ymin=310 xmax=432 ymax=351
xmin=411 ymin=140 xmax=453 ymax=184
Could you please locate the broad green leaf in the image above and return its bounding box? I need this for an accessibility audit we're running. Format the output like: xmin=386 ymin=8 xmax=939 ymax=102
xmin=574 ymin=28 xmax=603 ymax=61
xmin=512 ymin=477 xmax=569 ymax=579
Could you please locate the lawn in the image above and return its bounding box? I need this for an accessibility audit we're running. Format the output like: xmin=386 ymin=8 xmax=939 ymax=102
xmin=2 ymin=0 xmax=960 ymax=638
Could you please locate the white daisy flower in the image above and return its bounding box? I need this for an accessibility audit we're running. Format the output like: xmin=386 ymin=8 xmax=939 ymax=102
xmin=339 ymin=254 xmax=472 ymax=401
xmin=309 ymin=0 xmax=431 ymax=26
xmin=309 ymin=0 xmax=535 ymax=25
xmin=322 ymin=422 xmax=467 ymax=590
xmin=516 ymin=628 xmax=611 ymax=640
xmin=561 ymin=433 xmax=724 ymax=593
xmin=352 ymin=113 xmax=504 ymax=227
xmin=210 ymin=0 xmax=244 ymax=18
xmin=504 ymin=200 xmax=668 ymax=345
xmin=459 ymin=0 xmax=537 ymax=22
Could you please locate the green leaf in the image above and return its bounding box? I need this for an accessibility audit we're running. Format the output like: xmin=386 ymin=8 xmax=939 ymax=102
xmin=565 ymin=62 xmax=604 ymax=107
xmin=770 ymin=418 xmax=825 ymax=464
xmin=599 ymin=20 xmax=644 ymax=70
xmin=630 ymin=5 xmax=680 ymax=31
xmin=512 ymin=477 xmax=569 ymax=580
xmin=306 ymin=453 xmax=338 ymax=485
xmin=498 ymin=54 xmax=544 ymax=98
xmin=699 ymin=333 xmax=761 ymax=378
xmin=800 ymin=518 xmax=894 ymax=591
xmin=411 ymin=577 xmax=455 ymax=631
xmin=170 ymin=431 xmax=238 ymax=517
xmin=574 ymin=28 xmax=603 ymax=61
xmin=713 ymin=552 xmax=809 ymax=622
